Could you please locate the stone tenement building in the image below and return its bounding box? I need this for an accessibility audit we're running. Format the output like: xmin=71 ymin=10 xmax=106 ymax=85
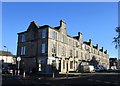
xmin=17 ymin=20 xmax=109 ymax=74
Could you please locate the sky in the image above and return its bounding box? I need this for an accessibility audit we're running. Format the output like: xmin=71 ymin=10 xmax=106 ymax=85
xmin=1 ymin=2 xmax=118 ymax=58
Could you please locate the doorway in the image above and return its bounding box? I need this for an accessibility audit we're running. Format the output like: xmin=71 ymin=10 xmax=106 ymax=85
xmin=59 ymin=60 xmax=61 ymax=72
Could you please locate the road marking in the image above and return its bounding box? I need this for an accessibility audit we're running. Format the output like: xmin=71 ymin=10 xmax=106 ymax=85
xmin=95 ymin=80 xmax=101 ymax=82
xmin=46 ymin=82 xmax=51 ymax=85
xmin=88 ymin=79 xmax=94 ymax=81
xmin=104 ymin=81 xmax=111 ymax=84
xmin=88 ymin=79 xmax=112 ymax=84
xmin=38 ymin=77 xmax=41 ymax=80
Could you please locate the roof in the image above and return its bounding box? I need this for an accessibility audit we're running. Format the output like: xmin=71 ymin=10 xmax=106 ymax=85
xmin=93 ymin=45 xmax=97 ymax=49
xmin=73 ymin=36 xmax=79 ymax=40
xmin=0 ymin=51 xmax=14 ymax=56
xmin=54 ymin=26 xmax=60 ymax=30
xmin=83 ymin=41 xmax=90 ymax=46
xmin=39 ymin=25 xmax=50 ymax=29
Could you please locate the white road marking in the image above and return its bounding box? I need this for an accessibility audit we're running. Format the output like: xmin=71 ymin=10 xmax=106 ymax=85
xmin=88 ymin=79 xmax=94 ymax=81
xmin=104 ymin=81 xmax=111 ymax=84
xmin=95 ymin=80 xmax=101 ymax=82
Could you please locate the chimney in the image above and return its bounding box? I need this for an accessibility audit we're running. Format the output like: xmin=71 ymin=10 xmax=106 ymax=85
xmin=105 ymin=50 xmax=107 ymax=54
xmin=60 ymin=20 xmax=66 ymax=28
xmin=78 ymin=32 xmax=82 ymax=40
xmin=89 ymin=39 xmax=92 ymax=46
xmin=96 ymin=44 xmax=99 ymax=50
xmin=102 ymin=47 xmax=104 ymax=52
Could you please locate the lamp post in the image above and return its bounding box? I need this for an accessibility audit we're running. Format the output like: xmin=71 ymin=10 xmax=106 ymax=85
xmin=65 ymin=58 xmax=69 ymax=79
xmin=3 ymin=46 xmax=8 ymax=63
xmin=17 ymin=56 xmax=21 ymax=76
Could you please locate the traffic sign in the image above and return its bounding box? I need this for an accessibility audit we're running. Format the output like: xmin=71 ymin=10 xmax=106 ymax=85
xmin=17 ymin=56 xmax=21 ymax=61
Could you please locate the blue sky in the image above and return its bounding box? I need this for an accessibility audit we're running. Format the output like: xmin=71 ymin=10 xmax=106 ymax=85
xmin=2 ymin=2 xmax=118 ymax=58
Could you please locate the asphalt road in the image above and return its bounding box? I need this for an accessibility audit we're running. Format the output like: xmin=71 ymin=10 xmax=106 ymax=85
xmin=2 ymin=72 xmax=120 ymax=86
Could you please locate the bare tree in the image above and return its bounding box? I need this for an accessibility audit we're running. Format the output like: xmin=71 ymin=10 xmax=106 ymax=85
xmin=113 ymin=27 xmax=120 ymax=68
xmin=113 ymin=27 xmax=120 ymax=49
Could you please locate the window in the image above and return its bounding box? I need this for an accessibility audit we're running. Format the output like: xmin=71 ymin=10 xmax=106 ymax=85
xmin=76 ymin=42 xmax=78 ymax=47
xmin=70 ymin=61 xmax=73 ymax=69
xmin=52 ymin=31 xmax=57 ymax=40
xmin=91 ymin=48 xmax=93 ymax=53
xmin=21 ymin=46 xmax=26 ymax=55
xmin=80 ymin=44 xmax=82 ymax=49
xmin=69 ymin=39 xmax=73 ymax=45
xmin=85 ymin=54 xmax=87 ymax=59
xmin=85 ymin=45 xmax=87 ymax=50
xmin=76 ymin=51 xmax=78 ymax=57
xmin=52 ymin=43 xmax=56 ymax=54
xmin=63 ymin=60 xmax=65 ymax=69
xmin=42 ymin=30 xmax=46 ymax=38
xmin=82 ymin=44 xmax=85 ymax=50
xmin=94 ymin=49 xmax=95 ymax=54
xmin=87 ymin=47 xmax=90 ymax=52
xmin=21 ymin=34 xmax=26 ymax=42
xmin=42 ymin=43 xmax=45 ymax=53
xmin=69 ymin=49 xmax=72 ymax=57
xmin=62 ymin=47 xmax=66 ymax=56
xmin=61 ymin=35 xmax=64 ymax=42
xmin=81 ymin=52 xmax=83 ymax=59
xmin=61 ymin=35 xmax=66 ymax=43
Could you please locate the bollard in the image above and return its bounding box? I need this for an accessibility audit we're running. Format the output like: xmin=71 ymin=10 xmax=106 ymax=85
xmin=15 ymin=70 xmax=17 ymax=76
xmin=18 ymin=70 xmax=20 ymax=76
xmin=11 ymin=70 xmax=13 ymax=76
xmin=23 ymin=71 xmax=25 ymax=78
xmin=66 ymin=72 xmax=68 ymax=79
xmin=52 ymin=72 xmax=54 ymax=78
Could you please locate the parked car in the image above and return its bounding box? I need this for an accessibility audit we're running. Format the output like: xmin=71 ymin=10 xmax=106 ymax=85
xmin=2 ymin=67 xmax=8 ymax=74
xmin=83 ymin=65 xmax=95 ymax=73
xmin=8 ymin=68 xmax=13 ymax=74
xmin=94 ymin=65 xmax=107 ymax=72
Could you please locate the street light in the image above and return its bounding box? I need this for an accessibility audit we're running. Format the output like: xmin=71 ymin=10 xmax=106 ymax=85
xmin=3 ymin=46 xmax=8 ymax=63
xmin=17 ymin=56 xmax=21 ymax=76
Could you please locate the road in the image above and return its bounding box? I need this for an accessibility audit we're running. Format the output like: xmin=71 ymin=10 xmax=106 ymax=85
xmin=2 ymin=72 xmax=120 ymax=86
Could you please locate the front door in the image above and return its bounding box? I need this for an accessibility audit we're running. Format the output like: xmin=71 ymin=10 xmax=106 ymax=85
xmin=66 ymin=62 xmax=68 ymax=72
xmin=59 ymin=60 xmax=61 ymax=72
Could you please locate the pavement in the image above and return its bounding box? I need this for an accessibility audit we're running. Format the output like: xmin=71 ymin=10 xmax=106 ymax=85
xmin=1 ymin=70 xmax=120 ymax=86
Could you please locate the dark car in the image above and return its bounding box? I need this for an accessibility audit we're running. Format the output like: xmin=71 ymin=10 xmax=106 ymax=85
xmin=2 ymin=67 xmax=8 ymax=74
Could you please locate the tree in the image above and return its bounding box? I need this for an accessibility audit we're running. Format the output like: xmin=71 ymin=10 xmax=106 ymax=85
xmin=113 ymin=27 xmax=120 ymax=68
xmin=113 ymin=27 xmax=120 ymax=49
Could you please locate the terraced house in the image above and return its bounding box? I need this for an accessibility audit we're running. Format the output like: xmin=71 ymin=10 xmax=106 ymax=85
xmin=17 ymin=20 xmax=109 ymax=74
